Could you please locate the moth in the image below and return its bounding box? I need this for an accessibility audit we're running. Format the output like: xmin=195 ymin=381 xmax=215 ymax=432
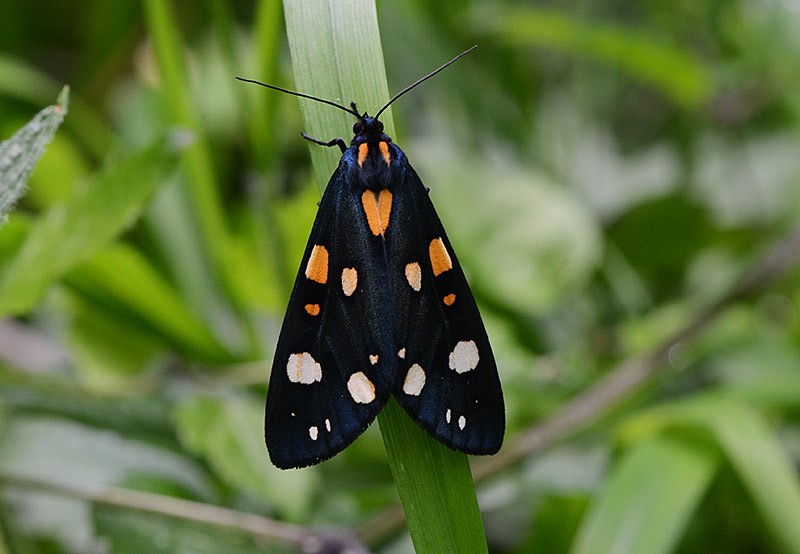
xmin=239 ymin=47 xmax=504 ymax=469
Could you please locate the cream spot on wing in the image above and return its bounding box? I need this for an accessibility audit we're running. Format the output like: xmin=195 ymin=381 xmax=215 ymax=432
xmin=369 ymin=354 xmax=379 ymax=365
xmin=446 ymin=408 xmax=452 ymax=423
xmin=448 ymin=340 xmax=479 ymax=374
xmin=325 ymin=418 xmax=331 ymax=432
xmin=405 ymin=262 xmax=422 ymax=291
xmin=286 ymin=352 xmax=322 ymax=384
xmin=402 ymin=364 xmax=426 ymax=396
xmin=341 ymin=267 xmax=358 ymax=296
xmin=347 ymin=372 xmax=376 ymax=404
xmin=397 ymin=348 xmax=406 ymax=359
xmin=309 ymin=426 xmax=319 ymax=440
xmin=458 ymin=415 xmax=466 ymax=430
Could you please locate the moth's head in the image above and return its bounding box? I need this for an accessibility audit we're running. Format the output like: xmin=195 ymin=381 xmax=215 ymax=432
xmin=352 ymin=113 xmax=386 ymax=144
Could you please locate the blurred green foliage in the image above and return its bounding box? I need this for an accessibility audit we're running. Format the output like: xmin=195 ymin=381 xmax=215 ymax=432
xmin=1 ymin=1 xmax=799 ymax=553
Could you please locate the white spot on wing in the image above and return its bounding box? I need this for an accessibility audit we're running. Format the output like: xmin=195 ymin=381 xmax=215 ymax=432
xmin=347 ymin=371 xmax=376 ymax=404
xmin=405 ymin=262 xmax=422 ymax=291
xmin=287 ymin=352 xmax=322 ymax=384
xmin=398 ymin=348 xmax=406 ymax=359
xmin=448 ymin=340 xmax=479 ymax=374
xmin=341 ymin=267 xmax=358 ymax=296
xmin=369 ymin=354 xmax=379 ymax=365
xmin=446 ymin=409 xmax=452 ymax=423
xmin=325 ymin=418 xmax=331 ymax=432
xmin=309 ymin=426 xmax=319 ymax=440
xmin=458 ymin=415 xmax=466 ymax=430
xmin=402 ymin=364 xmax=426 ymax=396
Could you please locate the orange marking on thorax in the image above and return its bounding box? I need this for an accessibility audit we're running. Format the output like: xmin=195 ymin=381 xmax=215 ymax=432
xmin=357 ymin=143 xmax=369 ymax=167
xmin=378 ymin=141 xmax=391 ymax=165
xmin=361 ymin=189 xmax=393 ymax=236
xmin=305 ymin=245 xmax=329 ymax=283
xmin=429 ymin=238 xmax=453 ymax=276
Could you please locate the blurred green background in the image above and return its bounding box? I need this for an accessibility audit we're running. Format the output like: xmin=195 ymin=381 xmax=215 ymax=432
xmin=1 ymin=1 xmax=800 ymax=553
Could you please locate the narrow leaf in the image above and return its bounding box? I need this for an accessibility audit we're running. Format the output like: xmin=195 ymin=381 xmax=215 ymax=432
xmin=571 ymin=435 xmax=717 ymax=554
xmin=619 ymin=396 xmax=800 ymax=552
xmin=0 ymin=137 xmax=184 ymax=315
xmin=64 ymin=244 xmax=232 ymax=363
xmin=698 ymin=399 xmax=800 ymax=553
xmin=0 ymin=86 xmax=69 ymax=224
xmin=174 ymin=395 xmax=317 ymax=520
xmin=485 ymin=7 xmax=712 ymax=106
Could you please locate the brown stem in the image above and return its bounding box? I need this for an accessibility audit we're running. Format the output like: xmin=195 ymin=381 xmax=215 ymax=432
xmin=1 ymin=476 xmax=370 ymax=554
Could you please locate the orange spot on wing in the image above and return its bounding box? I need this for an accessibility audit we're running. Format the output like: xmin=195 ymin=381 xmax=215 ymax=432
xmin=429 ymin=238 xmax=452 ymax=276
xmin=358 ymin=143 xmax=369 ymax=167
xmin=304 ymin=303 xmax=321 ymax=316
xmin=378 ymin=141 xmax=391 ymax=165
xmin=443 ymin=293 xmax=456 ymax=306
xmin=305 ymin=245 xmax=329 ymax=284
xmin=361 ymin=189 xmax=393 ymax=236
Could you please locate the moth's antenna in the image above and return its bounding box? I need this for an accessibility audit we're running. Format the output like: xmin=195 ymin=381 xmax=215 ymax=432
xmin=235 ymin=77 xmax=360 ymax=118
xmin=374 ymin=45 xmax=477 ymax=119
xmin=237 ymin=45 xmax=477 ymax=120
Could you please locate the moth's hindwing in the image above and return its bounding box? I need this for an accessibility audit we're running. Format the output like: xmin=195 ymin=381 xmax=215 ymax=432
xmin=265 ymin=154 xmax=397 ymax=469
xmin=388 ymin=157 xmax=505 ymax=455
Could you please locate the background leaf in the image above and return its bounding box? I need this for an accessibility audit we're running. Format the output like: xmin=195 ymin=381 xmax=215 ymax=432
xmin=174 ymin=394 xmax=317 ymax=521
xmin=0 ymin=86 xmax=68 ymax=223
xmin=571 ymin=435 xmax=718 ymax=554
xmin=0 ymin=138 xmax=184 ymax=315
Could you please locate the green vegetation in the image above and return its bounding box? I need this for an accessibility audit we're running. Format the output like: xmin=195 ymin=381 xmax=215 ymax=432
xmin=1 ymin=1 xmax=800 ymax=553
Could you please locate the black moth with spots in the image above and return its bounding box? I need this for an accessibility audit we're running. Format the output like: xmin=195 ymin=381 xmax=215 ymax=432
xmin=239 ymin=47 xmax=504 ymax=469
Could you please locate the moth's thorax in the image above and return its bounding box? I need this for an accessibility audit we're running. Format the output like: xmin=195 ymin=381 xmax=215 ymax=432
xmin=346 ymin=120 xmax=405 ymax=189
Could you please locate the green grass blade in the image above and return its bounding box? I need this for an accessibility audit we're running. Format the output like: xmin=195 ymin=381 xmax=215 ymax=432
xmin=142 ymin=0 xmax=254 ymax=352
xmin=283 ymin=0 xmax=393 ymax=192
xmin=283 ymin=1 xmax=489 ymax=550
xmin=619 ymin=396 xmax=800 ymax=552
xmin=484 ymin=7 xmax=712 ymax=107
xmin=64 ymin=244 xmax=232 ymax=362
xmin=378 ymin=399 xmax=489 ymax=552
xmin=692 ymin=398 xmax=800 ymax=553
xmin=571 ymin=435 xmax=718 ymax=554
xmin=240 ymin=0 xmax=283 ymax=168
xmin=175 ymin=394 xmax=318 ymax=520
xmin=0 ymin=138 xmax=183 ymax=315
